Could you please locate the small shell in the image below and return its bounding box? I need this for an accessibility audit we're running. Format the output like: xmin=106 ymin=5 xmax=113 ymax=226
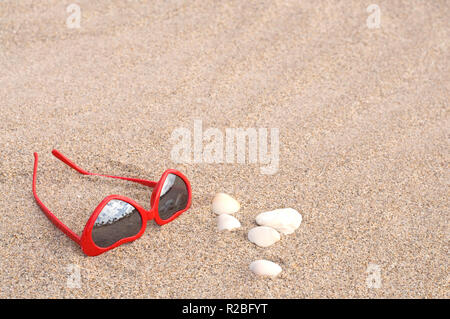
xmin=255 ymin=208 xmax=302 ymax=235
xmin=248 ymin=226 xmax=280 ymax=247
xmin=212 ymin=193 xmax=240 ymax=215
xmin=217 ymin=214 xmax=241 ymax=231
xmin=249 ymin=260 xmax=282 ymax=277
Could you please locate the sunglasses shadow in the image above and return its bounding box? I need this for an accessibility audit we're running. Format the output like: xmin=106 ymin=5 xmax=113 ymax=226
xmin=145 ymin=219 xmax=164 ymax=232
xmin=78 ymin=175 xmax=152 ymax=207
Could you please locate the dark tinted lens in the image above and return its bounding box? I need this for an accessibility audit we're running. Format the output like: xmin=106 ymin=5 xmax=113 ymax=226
xmin=92 ymin=200 xmax=142 ymax=248
xmin=158 ymin=174 xmax=189 ymax=220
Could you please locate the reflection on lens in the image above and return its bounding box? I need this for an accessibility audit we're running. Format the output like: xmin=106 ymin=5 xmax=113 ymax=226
xmin=158 ymin=174 xmax=188 ymax=220
xmin=92 ymin=199 xmax=142 ymax=248
xmin=160 ymin=173 xmax=176 ymax=197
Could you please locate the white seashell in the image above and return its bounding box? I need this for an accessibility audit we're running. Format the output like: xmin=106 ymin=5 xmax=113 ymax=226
xmin=248 ymin=226 xmax=280 ymax=247
xmin=212 ymin=193 xmax=240 ymax=215
xmin=249 ymin=260 xmax=282 ymax=277
xmin=217 ymin=214 xmax=241 ymax=231
xmin=255 ymin=208 xmax=302 ymax=235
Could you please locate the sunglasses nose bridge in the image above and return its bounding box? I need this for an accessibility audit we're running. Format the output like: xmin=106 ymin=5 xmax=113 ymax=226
xmin=146 ymin=206 xmax=156 ymax=221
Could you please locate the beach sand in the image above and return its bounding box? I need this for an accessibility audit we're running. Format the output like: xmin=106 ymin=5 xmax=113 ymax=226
xmin=0 ymin=0 xmax=448 ymax=298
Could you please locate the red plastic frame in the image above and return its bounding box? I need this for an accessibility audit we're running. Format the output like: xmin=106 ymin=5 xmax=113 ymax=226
xmin=32 ymin=150 xmax=192 ymax=256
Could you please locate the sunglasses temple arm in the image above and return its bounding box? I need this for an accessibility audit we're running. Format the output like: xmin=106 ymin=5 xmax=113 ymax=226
xmin=32 ymin=153 xmax=81 ymax=245
xmin=51 ymin=149 xmax=157 ymax=187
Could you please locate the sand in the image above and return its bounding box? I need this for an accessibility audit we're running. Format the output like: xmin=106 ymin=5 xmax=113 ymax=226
xmin=0 ymin=0 xmax=448 ymax=298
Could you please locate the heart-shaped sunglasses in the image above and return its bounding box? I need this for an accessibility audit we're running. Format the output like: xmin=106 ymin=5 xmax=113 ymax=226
xmin=32 ymin=150 xmax=192 ymax=256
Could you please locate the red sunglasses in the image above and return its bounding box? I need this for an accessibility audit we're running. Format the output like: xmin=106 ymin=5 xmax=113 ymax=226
xmin=32 ymin=150 xmax=192 ymax=256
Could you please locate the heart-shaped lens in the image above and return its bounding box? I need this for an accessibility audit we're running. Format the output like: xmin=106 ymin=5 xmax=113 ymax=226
xmin=158 ymin=174 xmax=189 ymax=220
xmin=91 ymin=199 xmax=142 ymax=248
